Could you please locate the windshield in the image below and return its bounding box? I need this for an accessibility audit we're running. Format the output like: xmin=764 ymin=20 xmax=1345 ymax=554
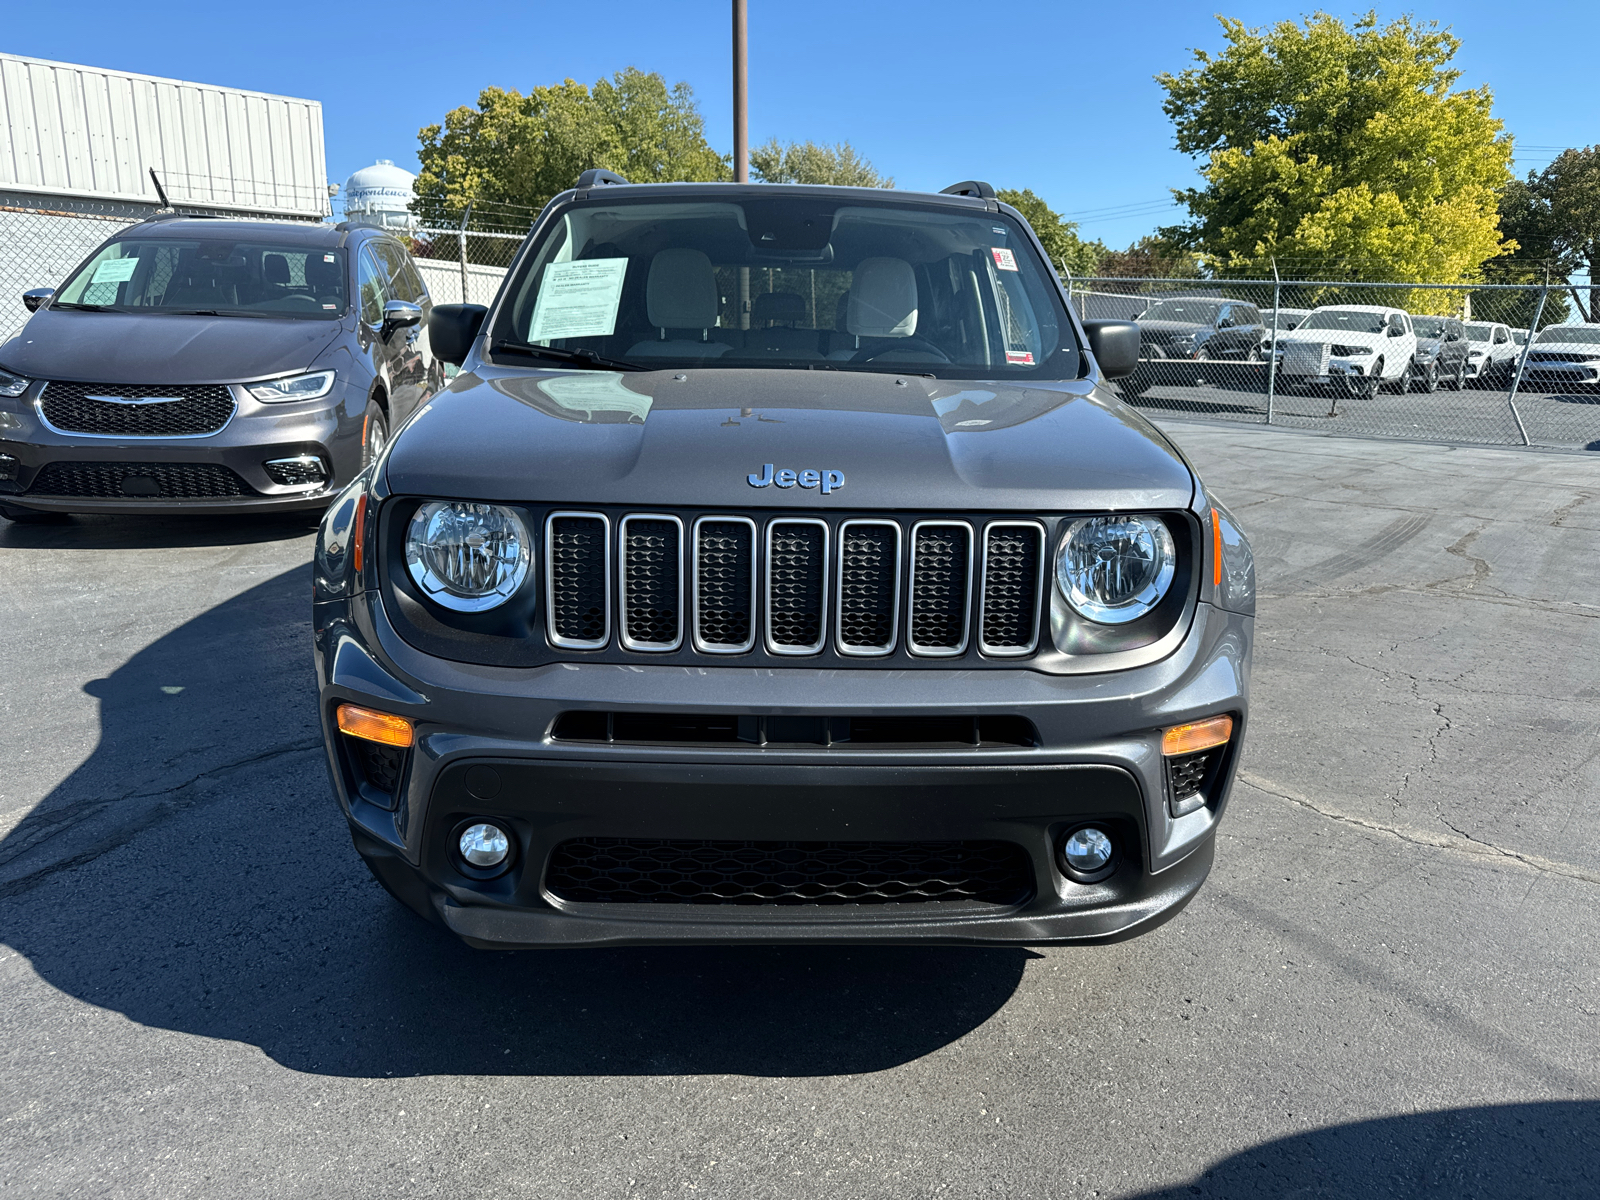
xmin=493 ymin=196 xmax=1076 ymax=378
xmin=54 ymin=235 xmax=348 ymax=319
xmin=1537 ymin=326 xmax=1600 ymax=346
xmin=1411 ymin=317 xmax=1447 ymax=338
xmin=1268 ymin=310 xmax=1306 ymax=330
xmin=1466 ymin=324 xmax=1496 ymax=340
xmin=1298 ymin=309 xmax=1388 ymax=334
xmin=1140 ymin=300 xmax=1221 ymax=324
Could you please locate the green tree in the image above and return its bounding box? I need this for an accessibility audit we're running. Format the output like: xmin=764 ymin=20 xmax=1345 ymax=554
xmin=749 ymin=139 xmax=892 ymax=187
xmin=1157 ymin=12 xmax=1515 ymax=283
xmin=413 ymin=68 xmax=729 ymax=222
xmin=995 ymin=188 xmax=1106 ymax=276
xmin=1093 ymin=235 xmax=1201 ymax=280
xmin=1499 ymin=147 xmax=1600 ymax=321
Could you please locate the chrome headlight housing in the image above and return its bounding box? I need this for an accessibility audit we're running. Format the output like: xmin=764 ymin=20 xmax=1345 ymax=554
xmin=0 ymin=367 xmax=31 ymax=398
xmin=405 ymin=501 xmax=531 ymax=612
xmin=1055 ymin=515 xmax=1177 ymax=625
xmin=247 ymin=370 xmax=336 ymax=403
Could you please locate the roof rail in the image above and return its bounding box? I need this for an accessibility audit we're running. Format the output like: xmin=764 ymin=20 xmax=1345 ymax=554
xmin=137 ymin=211 xmax=221 ymax=223
xmin=576 ymin=169 xmax=630 ymax=189
xmin=939 ymin=180 xmax=996 ymax=200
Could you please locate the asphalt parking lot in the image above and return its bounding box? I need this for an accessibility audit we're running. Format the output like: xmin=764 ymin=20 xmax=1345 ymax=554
xmin=1 ymin=422 xmax=1597 ymax=1198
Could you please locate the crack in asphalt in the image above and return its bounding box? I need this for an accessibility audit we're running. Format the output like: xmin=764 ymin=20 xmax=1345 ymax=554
xmin=1237 ymin=769 xmax=1600 ymax=887
xmin=0 ymin=738 xmax=323 ymax=900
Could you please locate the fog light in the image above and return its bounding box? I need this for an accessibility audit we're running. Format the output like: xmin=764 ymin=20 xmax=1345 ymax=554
xmin=459 ymin=822 xmax=510 ymax=867
xmin=0 ymin=454 xmax=18 ymax=481
xmin=1061 ymin=826 xmax=1115 ymax=876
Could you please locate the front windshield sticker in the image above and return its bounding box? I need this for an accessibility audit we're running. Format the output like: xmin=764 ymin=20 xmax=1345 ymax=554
xmin=1005 ymin=350 xmax=1035 ymax=365
xmin=535 ymin=372 xmax=654 ymax=422
xmin=991 ymin=247 xmax=1019 ymax=272
xmin=91 ymin=257 xmax=139 ymax=284
xmin=528 ymin=258 xmax=628 ymax=342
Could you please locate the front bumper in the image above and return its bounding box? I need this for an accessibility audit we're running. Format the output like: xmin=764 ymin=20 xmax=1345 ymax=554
xmin=0 ymin=381 xmax=368 ymax=515
xmin=314 ymin=586 xmax=1252 ymax=948
xmin=1524 ymin=362 xmax=1600 ymax=386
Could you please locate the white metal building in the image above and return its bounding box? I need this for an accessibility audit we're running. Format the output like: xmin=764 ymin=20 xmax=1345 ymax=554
xmin=0 ymin=52 xmax=329 ymax=336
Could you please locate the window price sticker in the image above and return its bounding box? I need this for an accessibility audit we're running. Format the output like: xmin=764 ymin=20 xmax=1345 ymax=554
xmin=91 ymin=257 xmax=139 ymax=284
xmin=528 ymin=258 xmax=629 ymax=341
xmin=991 ymin=247 xmax=1019 ymax=271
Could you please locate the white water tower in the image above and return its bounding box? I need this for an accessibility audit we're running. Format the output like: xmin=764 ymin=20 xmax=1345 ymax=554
xmin=342 ymin=160 xmax=417 ymax=229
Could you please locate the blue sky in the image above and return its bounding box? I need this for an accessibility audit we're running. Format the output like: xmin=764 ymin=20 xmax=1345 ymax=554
xmin=5 ymin=0 xmax=1595 ymax=246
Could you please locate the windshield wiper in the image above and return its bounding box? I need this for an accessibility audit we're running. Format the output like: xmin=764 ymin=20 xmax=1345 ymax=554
xmin=492 ymin=341 xmax=647 ymax=372
xmin=50 ymin=302 xmax=116 ymax=312
xmin=163 ymin=309 xmax=276 ymax=319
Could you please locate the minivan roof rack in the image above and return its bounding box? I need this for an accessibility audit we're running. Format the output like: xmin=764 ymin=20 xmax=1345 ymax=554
xmin=576 ymin=169 xmax=630 ymax=189
xmin=939 ymin=180 xmax=996 ymax=199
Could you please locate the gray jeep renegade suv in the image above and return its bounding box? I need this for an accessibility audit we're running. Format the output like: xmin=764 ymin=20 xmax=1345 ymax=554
xmin=313 ymin=173 xmax=1255 ymax=948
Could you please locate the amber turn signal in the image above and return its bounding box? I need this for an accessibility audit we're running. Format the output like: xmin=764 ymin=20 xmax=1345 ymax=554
xmin=1162 ymin=714 xmax=1233 ymax=757
xmin=336 ymin=703 xmax=414 ymax=747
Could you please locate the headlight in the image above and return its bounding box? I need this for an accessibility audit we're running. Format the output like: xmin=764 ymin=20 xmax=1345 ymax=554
xmin=247 ymin=370 xmax=336 ymax=403
xmin=0 ymin=368 xmax=30 ymax=398
xmin=1055 ymin=515 xmax=1176 ymax=625
xmin=1329 ymin=344 xmax=1369 ymax=357
xmin=405 ymin=501 xmax=531 ymax=612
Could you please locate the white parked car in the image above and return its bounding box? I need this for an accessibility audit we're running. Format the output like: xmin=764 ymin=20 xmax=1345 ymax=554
xmin=1521 ymin=324 xmax=1600 ymax=389
xmin=1463 ymin=321 xmax=1519 ymax=387
xmin=1266 ymin=306 xmax=1312 ymax=332
xmin=1272 ymin=305 xmax=1416 ymax=398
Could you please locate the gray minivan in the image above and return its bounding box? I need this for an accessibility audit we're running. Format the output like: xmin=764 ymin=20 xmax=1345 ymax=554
xmin=0 ymin=216 xmax=442 ymax=521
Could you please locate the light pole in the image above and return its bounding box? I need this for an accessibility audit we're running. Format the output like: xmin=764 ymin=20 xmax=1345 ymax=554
xmin=733 ymin=0 xmax=748 ymax=183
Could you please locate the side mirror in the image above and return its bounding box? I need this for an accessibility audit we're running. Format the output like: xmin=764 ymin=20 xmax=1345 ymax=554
xmin=429 ymin=303 xmax=488 ymax=367
xmin=1083 ymin=320 xmax=1141 ymax=381
xmin=22 ymin=288 xmax=53 ymax=313
xmin=382 ymin=299 xmax=423 ymax=336
xmin=1387 ymin=322 xmax=1405 ymax=337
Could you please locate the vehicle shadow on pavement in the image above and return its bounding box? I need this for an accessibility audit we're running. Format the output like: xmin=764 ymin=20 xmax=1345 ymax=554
xmin=0 ymin=510 xmax=320 ymax=551
xmin=0 ymin=566 xmax=1032 ymax=1079
xmin=1121 ymin=1100 xmax=1599 ymax=1199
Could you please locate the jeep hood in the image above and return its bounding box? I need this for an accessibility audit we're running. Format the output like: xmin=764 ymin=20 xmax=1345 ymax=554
xmin=382 ymin=367 xmax=1196 ymax=511
xmin=1 ymin=308 xmax=347 ymax=384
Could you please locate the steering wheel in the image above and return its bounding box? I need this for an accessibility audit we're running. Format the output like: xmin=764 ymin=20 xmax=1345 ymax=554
xmin=850 ymin=337 xmax=952 ymax=364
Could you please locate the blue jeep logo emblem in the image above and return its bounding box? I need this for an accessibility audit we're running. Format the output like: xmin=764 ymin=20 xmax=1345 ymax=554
xmin=747 ymin=464 xmax=845 ymax=494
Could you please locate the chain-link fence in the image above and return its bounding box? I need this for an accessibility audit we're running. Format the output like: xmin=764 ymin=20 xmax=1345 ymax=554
xmin=1065 ymin=275 xmax=1600 ymax=451
xmin=0 ymin=204 xmax=140 ymax=338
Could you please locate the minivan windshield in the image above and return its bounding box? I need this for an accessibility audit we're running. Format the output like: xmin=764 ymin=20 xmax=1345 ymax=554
xmin=1297 ymin=309 xmax=1389 ymax=334
xmin=493 ymin=196 xmax=1077 ymax=378
xmin=53 ymin=235 xmax=348 ymax=319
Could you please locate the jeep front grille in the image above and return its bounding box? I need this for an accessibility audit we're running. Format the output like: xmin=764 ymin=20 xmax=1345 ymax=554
xmin=978 ymin=522 xmax=1045 ymax=656
xmin=908 ymin=521 xmax=973 ymax=655
xmin=546 ymin=513 xmax=610 ymax=649
xmin=619 ymin=515 xmax=683 ymax=651
xmin=38 ymin=381 xmax=236 ymax=437
xmin=837 ymin=520 xmax=900 ymax=655
xmin=693 ymin=517 xmax=757 ymax=653
xmin=766 ymin=519 xmax=827 ymax=654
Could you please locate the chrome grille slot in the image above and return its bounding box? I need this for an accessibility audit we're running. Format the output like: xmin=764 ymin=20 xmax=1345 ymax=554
xmin=979 ymin=521 xmax=1044 ymax=656
xmin=908 ymin=521 xmax=973 ymax=656
xmin=619 ymin=514 xmax=683 ymax=651
xmin=766 ymin=519 xmax=828 ymax=655
xmin=836 ymin=520 xmax=900 ymax=656
xmin=546 ymin=513 xmax=610 ymax=649
xmin=693 ymin=516 xmax=757 ymax=653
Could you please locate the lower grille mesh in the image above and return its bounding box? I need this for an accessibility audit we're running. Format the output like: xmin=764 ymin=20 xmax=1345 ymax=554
xmin=27 ymin=461 xmax=254 ymax=499
xmin=549 ymin=515 xmax=608 ymax=645
xmin=910 ymin=523 xmax=971 ymax=651
xmin=546 ymin=838 xmax=1034 ymax=905
xmin=1167 ymin=748 xmax=1218 ymax=800
xmin=767 ymin=521 xmax=826 ymax=651
xmin=980 ymin=524 xmax=1043 ymax=652
xmin=695 ymin=519 xmax=755 ymax=649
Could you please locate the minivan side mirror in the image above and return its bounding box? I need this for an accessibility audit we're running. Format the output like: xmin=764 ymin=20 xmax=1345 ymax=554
xmin=382 ymin=299 xmax=423 ymax=336
xmin=430 ymin=303 xmax=489 ymax=367
xmin=1083 ymin=320 xmax=1141 ymax=380
xmin=22 ymin=288 xmax=53 ymax=313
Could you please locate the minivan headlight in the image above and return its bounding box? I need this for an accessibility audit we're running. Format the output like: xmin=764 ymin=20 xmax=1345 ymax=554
xmin=0 ymin=368 xmax=30 ymax=398
xmin=1055 ymin=515 xmax=1176 ymax=625
xmin=405 ymin=501 xmax=531 ymax=612
xmin=247 ymin=370 xmax=336 ymax=403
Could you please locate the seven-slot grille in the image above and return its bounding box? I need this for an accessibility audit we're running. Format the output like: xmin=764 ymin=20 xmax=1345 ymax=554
xmin=38 ymin=381 xmax=236 ymax=437
xmin=522 ymin=513 xmax=1064 ymax=659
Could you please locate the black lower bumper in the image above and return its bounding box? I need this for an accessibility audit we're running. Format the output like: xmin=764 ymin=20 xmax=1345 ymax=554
xmin=354 ymin=756 xmax=1213 ymax=948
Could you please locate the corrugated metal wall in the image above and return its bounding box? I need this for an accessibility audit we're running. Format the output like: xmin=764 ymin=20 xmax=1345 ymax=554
xmin=0 ymin=53 xmax=328 ymax=218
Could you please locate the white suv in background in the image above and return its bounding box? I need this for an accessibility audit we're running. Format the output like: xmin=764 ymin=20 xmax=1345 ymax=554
xmin=1464 ymin=321 xmax=1519 ymax=387
xmin=1272 ymin=305 xmax=1416 ymax=399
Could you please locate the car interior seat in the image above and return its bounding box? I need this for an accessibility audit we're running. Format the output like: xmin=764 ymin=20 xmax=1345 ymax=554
xmin=303 ymin=254 xmax=343 ymax=306
xmin=827 ymin=257 xmax=921 ymax=360
xmin=627 ymin=249 xmax=731 ymax=360
xmin=744 ymin=291 xmax=820 ymax=359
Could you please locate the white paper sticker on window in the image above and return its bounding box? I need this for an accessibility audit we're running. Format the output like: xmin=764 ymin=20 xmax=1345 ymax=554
xmin=991 ymin=247 xmax=1019 ymax=272
xmin=91 ymin=257 xmax=139 ymax=284
xmin=528 ymin=258 xmax=628 ymax=342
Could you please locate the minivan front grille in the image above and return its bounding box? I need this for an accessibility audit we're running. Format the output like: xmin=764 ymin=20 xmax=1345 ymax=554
xmin=27 ymin=461 xmax=254 ymax=499
xmin=694 ymin=517 xmax=757 ymax=652
xmin=38 ymin=381 xmax=236 ymax=437
xmin=547 ymin=513 xmax=610 ymax=648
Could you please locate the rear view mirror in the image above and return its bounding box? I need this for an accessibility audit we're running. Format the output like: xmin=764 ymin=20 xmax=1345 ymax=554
xmin=1083 ymin=320 xmax=1141 ymax=380
xmin=430 ymin=303 xmax=489 ymax=367
xmin=22 ymin=288 xmax=52 ymax=313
